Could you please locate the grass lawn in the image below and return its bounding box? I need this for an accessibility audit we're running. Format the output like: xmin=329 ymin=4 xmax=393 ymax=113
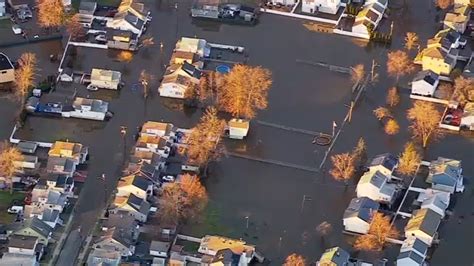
xmin=0 ymin=191 xmax=25 ymax=224
xmin=97 ymin=0 xmax=122 ymax=7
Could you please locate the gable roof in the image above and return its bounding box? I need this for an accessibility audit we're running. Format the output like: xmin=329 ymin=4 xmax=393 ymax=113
xmin=8 ymin=235 xmax=38 ymax=249
xmin=405 ymin=208 xmax=442 ymax=237
xmin=369 ymin=153 xmax=398 ymax=172
xmin=19 ymin=217 xmax=53 ymax=238
xmin=97 ymin=227 xmax=133 ymax=248
xmin=413 ymin=70 xmax=439 ymax=85
xmin=150 ymin=240 xmax=171 ymax=253
xmin=427 ymin=157 xmax=461 ymax=186
xmin=319 ymin=247 xmax=350 ymax=265
xmin=397 ymin=250 xmax=425 ymax=264
xmin=343 ymin=197 xmax=380 ymax=222
xmin=359 ymin=170 xmax=387 ymax=188
xmin=401 ymin=237 xmax=429 ymax=256
xmin=118 ymin=174 xmax=151 ymax=191
xmin=0 ymin=53 xmax=14 ymax=71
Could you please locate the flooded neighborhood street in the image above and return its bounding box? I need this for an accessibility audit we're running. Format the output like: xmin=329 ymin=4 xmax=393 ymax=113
xmin=0 ymin=0 xmax=473 ymax=264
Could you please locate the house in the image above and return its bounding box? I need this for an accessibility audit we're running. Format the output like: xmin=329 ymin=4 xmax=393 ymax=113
xmin=170 ymin=51 xmax=200 ymax=66
xmin=8 ymin=235 xmax=40 ymax=257
xmin=426 ymin=157 xmax=464 ymax=193
xmin=316 ymin=247 xmax=351 ymax=266
xmin=40 ymin=208 xmax=61 ymax=229
xmin=16 ymin=142 xmax=38 ymax=154
xmin=14 ymin=217 xmax=53 ymax=245
xmin=102 ymin=210 xmax=140 ymax=240
xmin=368 ymin=153 xmax=398 ymax=178
xmin=175 ymin=37 xmax=210 ymax=58
xmin=111 ymin=193 xmax=150 ymax=222
xmin=46 ymin=157 xmax=76 ymax=177
xmin=443 ymin=4 xmax=471 ymax=33
xmin=13 ymin=155 xmax=39 ymax=170
xmin=198 ymin=235 xmax=255 ymax=265
xmin=150 ymin=240 xmax=171 ymax=258
xmin=68 ymin=97 xmax=109 ymax=121
xmin=271 ymin=0 xmax=297 ymax=5
xmin=135 ymin=134 xmax=170 ymax=155
xmin=158 ymin=62 xmax=202 ymax=99
xmin=228 ymin=119 xmax=250 ymax=139
xmin=117 ymin=0 xmax=150 ymax=21
xmin=87 ymin=248 xmax=121 ymax=266
xmin=461 ymin=102 xmax=474 ymax=130
xmin=116 ymin=174 xmax=153 ymax=199
xmin=356 ymin=170 xmax=397 ymax=205
xmin=302 ymin=0 xmax=341 ymax=15
xmin=141 ymin=121 xmax=173 ymax=137
xmin=343 ymin=197 xmax=379 ymax=234
xmin=45 ymin=174 xmax=75 ymax=195
xmin=0 ymin=52 xmax=15 ymax=84
xmin=417 ymin=189 xmax=450 ymax=218
xmin=29 ymin=188 xmax=68 ymax=213
xmin=107 ymin=29 xmax=137 ymax=51
xmin=78 ymin=0 xmax=96 ymax=15
xmin=106 ymin=11 xmax=146 ymax=37
xmin=0 ymin=0 xmax=6 ymax=18
xmin=397 ymin=237 xmax=429 ymax=266
xmin=0 ymin=253 xmax=38 ymax=266
xmin=454 ymin=0 xmax=473 ymax=5
xmin=405 ymin=208 xmax=442 ymax=246
xmin=352 ymin=0 xmax=388 ymax=38
xmin=48 ymin=141 xmax=88 ymax=164
xmin=93 ymin=227 xmax=135 ymax=257
xmin=411 ymin=70 xmax=440 ymax=96
xmin=90 ymin=68 xmax=122 ymax=90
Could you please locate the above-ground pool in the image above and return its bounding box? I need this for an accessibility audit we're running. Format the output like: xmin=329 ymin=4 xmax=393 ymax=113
xmin=216 ymin=64 xmax=231 ymax=74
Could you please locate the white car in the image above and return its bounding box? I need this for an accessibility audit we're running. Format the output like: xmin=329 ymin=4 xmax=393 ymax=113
xmin=162 ymin=175 xmax=175 ymax=182
xmin=86 ymin=84 xmax=99 ymax=91
xmin=95 ymin=34 xmax=106 ymax=42
xmin=7 ymin=206 xmax=23 ymax=214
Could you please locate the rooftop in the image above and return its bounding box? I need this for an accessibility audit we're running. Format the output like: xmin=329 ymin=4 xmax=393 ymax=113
xmin=405 ymin=208 xmax=442 ymax=236
xmin=8 ymin=235 xmax=38 ymax=249
xmin=0 ymin=52 xmax=14 ymax=71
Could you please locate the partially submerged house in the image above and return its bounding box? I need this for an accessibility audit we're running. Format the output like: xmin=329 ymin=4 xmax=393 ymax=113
xmin=343 ymin=197 xmax=380 ymax=234
xmin=198 ymin=235 xmax=256 ymax=265
xmin=416 ymin=189 xmax=450 ymax=218
xmin=368 ymin=153 xmax=398 ymax=179
xmin=316 ymin=246 xmax=351 ymax=266
xmin=351 ymin=0 xmax=388 ymax=38
xmin=141 ymin=121 xmax=173 ymax=137
xmin=48 ymin=141 xmax=88 ymax=165
xmin=90 ymin=68 xmax=122 ymax=90
xmin=228 ymin=119 xmax=250 ymax=140
xmin=356 ymin=170 xmax=397 ymax=205
xmin=107 ymin=29 xmax=137 ymax=51
xmin=106 ymin=10 xmax=146 ymax=37
xmin=397 ymin=237 xmax=429 ymax=266
xmin=175 ymin=37 xmax=210 ymax=58
xmin=158 ymin=62 xmax=202 ymax=99
xmin=443 ymin=4 xmax=471 ymax=33
xmin=150 ymin=240 xmax=171 ymax=258
xmin=426 ymin=157 xmax=464 ymax=193
xmin=0 ymin=52 xmax=15 ymax=84
xmin=411 ymin=70 xmax=440 ymax=97
xmin=405 ymin=208 xmax=442 ymax=246
xmin=46 ymin=157 xmax=76 ymax=177
xmin=67 ymin=97 xmax=109 ymax=121
xmin=302 ymin=0 xmax=341 ymax=14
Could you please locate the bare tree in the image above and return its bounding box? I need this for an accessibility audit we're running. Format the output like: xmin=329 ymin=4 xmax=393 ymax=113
xmin=351 ymin=64 xmax=365 ymax=85
xmin=387 ymin=50 xmax=415 ymax=82
xmin=386 ymin=87 xmax=400 ymax=107
xmin=66 ymin=14 xmax=86 ymax=40
xmin=404 ymin=32 xmax=419 ymax=51
xmin=452 ymin=76 xmax=474 ymax=105
xmin=218 ymin=64 xmax=272 ymax=119
xmin=373 ymin=107 xmax=392 ymax=121
xmin=14 ymin=53 xmax=37 ymax=101
xmin=0 ymin=142 xmax=23 ymax=194
xmin=397 ymin=142 xmax=421 ymax=176
xmin=352 ymin=137 xmax=367 ymax=169
xmin=36 ymin=0 xmax=65 ymax=28
xmin=384 ymin=119 xmax=400 ymax=135
xmin=283 ymin=253 xmax=306 ymax=266
xmin=159 ymin=174 xmax=208 ymax=224
xmin=354 ymin=212 xmax=399 ymax=251
xmin=329 ymin=153 xmax=355 ymax=184
xmin=436 ymin=0 xmax=453 ymax=9
xmin=407 ymin=101 xmax=443 ymax=148
xmin=139 ymin=70 xmax=153 ymax=99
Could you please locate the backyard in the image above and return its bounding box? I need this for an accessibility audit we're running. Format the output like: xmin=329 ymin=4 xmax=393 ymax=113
xmin=0 ymin=191 xmax=25 ymax=224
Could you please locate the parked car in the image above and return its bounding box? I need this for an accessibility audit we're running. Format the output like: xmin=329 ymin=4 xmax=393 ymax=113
xmin=162 ymin=175 xmax=175 ymax=182
xmin=95 ymin=34 xmax=106 ymax=43
xmin=86 ymin=84 xmax=99 ymax=91
xmin=7 ymin=206 xmax=23 ymax=214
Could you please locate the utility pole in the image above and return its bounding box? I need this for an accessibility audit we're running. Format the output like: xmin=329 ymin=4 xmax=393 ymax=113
xmin=348 ymin=101 xmax=354 ymax=123
xmin=244 ymin=216 xmax=249 ymax=229
xmin=300 ymin=195 xmax=312 ymax=213
xmin=120 ymin=126 xmax=127 ymax=158
xmin=371 ymin=59 xmax=379 ymax=83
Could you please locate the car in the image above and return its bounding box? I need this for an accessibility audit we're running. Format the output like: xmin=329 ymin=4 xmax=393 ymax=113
xmin=162 ymin=175 xmax=175 ymax=182
xmin=86 ymin=84 xmax=99 ymax=91
xmin=95 ymin=34 xmax=106 ymax=42
xmin=7 ymin=206 xmax=23 ymax=214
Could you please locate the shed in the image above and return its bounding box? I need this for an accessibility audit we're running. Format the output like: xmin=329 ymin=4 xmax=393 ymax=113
xmin=17 ymin=142 xmax=38 ymax=154
xmin=228 ymin=119 xmax=249 ymax=139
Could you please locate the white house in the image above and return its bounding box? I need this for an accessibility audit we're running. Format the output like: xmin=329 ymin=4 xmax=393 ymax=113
xmin=0 ymin=52 xmax=15 ymax=84
xmin=106 ymin=11 xmax=146 ymax=37
xmin=90 ymin=68 xmax=122 ymax=90
xmin=271 ymin=0 xmax=296 ymax=5
xmin=405 ymin=208 xmax=442 ymax=246
xmin=111 ymin=193 xmax=151 ymax=222
xmin=158 ymin=62 xmax=202 ymax=99
xmin=411 ymin=70 xmax=440 ymax=97
xmin=0 ymin=253 xmax=38 ymax=266
xmin=368 ymin=153 xmax=398 ymax=179
xmin=93 ymin=228 xmax=135 ymax=257
xmin=150 ymin=240 xmax=170 ymax=258
xmin=141 ymin=121 xmax=173 ymax=137
xmin=87 ymin=248 xmax=121 ymax=266
xmin=175 ymin=37 xmax=210 ymax=58
xmin=302 ymin=0 xmax=341 ymax=14
xmin=8 ymin=235 xmax=40 ymax=256
xmin=343 ymin=197 xmax=379 ymax=234
xmin=14 ymin=155 xmax=39 ymax=170
xmin=67 ymin=97 xmax=109 ymax=121
xmin=417 ymin=189 xmax=450 ymax=218
xmin=397 ymin=237 xmax=429 ymax=266
xmin=116 ymin=174 xmax=153 ymax=199
xmin=228 ymin=119 xmax=250 ymax=139
xmin=426 ymin=157 xmax=464 ymax=193
xmin=356 ymin=170 xmax=397 ymax=205
xmin=198 ymin=235 xmax=255 ymax=265
xmin=135 ymin=135 xmax=171 ymax=157
xmin=352 ymin=0 xmax=388 ymax=38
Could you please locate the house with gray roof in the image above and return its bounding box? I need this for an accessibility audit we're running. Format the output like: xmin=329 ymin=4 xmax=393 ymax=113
xmin=411 ymin=70 xmax=440 ymax=97
xmin=14 ymin=217 xmax=53 ymax=245
xmin=116 ymin=174 xmax=153 ymax=200
xmin=93 ymin=227 xmax=135 ymax=257
xmin=111 ymin=193 xmax=151 ymax=222
xmin=41 ymin=209 xmax=61 ymax=229
xmin=0 ymin=252 xmax=37 ymax=266
xmin=343 ymin=197 xmax=380 ymax=234
xmin=427 ymin=157 xmax=464 ymax=193
xmin=356 ymin=170 xmax=398 ymax=206
xmin=405 ymin=208 xmax=442 ymax=246
xmin=87 ymin=248 xmax=121 ymax=266
xmin=368 ymin=153 xmax=398 ymax=178
xmin=102 ymin=210 xmax=139 ymax=241
xmin=46 ymin=157 xmax=76 ymax=177
xmin=397 ymin=250 xmax=425 ymax=266
xmin=397 ymin=236 xmax=429 ymax=266
xmin=8 ymin=235 xmax=40 ymax=256
xmin=106 ymin=10 xmax=146 ymax=37
xmin=417 ymin=189 xmax=450 ymax=218
xmin=317 ymin=246 xmax=350 ymax=266
xmin=150 ymin=240 xmax=171 ymax=258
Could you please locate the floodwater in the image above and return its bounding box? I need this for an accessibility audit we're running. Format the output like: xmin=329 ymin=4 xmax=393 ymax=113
xmin=0 ymin=0 xmax=472 ymax=264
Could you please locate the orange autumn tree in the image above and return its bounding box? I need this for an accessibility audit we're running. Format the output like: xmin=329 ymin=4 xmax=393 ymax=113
xmin=14 ymin=52 xmax=37 ymax=101
xmin=159 ymin=174 xmax=208 ymax=224
xmin=384 ymin=119 xmax=400 ymax=135
xmin=37 ymin=0 xmax=65 ymax=28
xmin=397 ymin=142 xmax=421 ymax=176
xmin=354 ymin=212 xmax=399 ymax=251
xmin=218 ymin=64 xmax=272 ymax=119
xmin=283 ymin=253 xmax=306 ymax=266
xmin=0 ymin=142 xmax=23 ymax=194
xmin=386 ymin=87 xmax=400 ymax=107
xmin=387 ymin=50 xmax=415 ymax=82
xmin=66 ymin=14 xmax=86 ymax=40
xmin=407 ymin=101 xmax=443 ymax=148
xmin=404 ymin=32 xmax=419 ymax=51
xmin=329 ymin=153 xmax=355 ymax=184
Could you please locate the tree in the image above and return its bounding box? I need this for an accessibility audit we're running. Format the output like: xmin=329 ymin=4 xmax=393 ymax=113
xmin=397 ymin=142 xmax=421 ymax=176
xmin=37 ymin=0 xmax=65 ymax=28
xmin=116 ymin=51 xmax=134 ymax=62
xmin=316 ymin=221 xmax=333 ymax=237
xmin=14 ymin=53 xmax=37 ymax=101
xmin=66 ymin=14 xmax=86 ymax=40
xmin=283 ymin=253 xmax=306 ymax=266
xmin=384 ymin=119 xmax=400 ymax=135
xmin=141 ymin=36 xmax=155 ymax=47
xmin=159 ymin=174 xmax=208 ymax=224
xmin=407 ymin=101 xmax=442 ymax=148
xmin=386 ymin=87 xmax=400 ymax=107
xmin=404 ymin=32 xmax=419 ymax=51
xmin=452 ymin=76 xmax=474 ymax=105
xmin=329 ymin=153 xmax=355 ymax=184
xmin=387 ymin=50 xmax=415 ymax=81
xmin=139 ymin=70 xmax=153 ymax=99
xmin=438 ymin=83 xmax=454 ymax=100
xmin=354 ymin=212 xmax=399 ymax=251
xmin=186 ymin=107 xmax=226 ymax=168
xmin=218 ymin=64 xmax=272 ymax=119
xmin=436 ymin=0 xmax=453 ymax=9
xmin=373 ymin=107 xmax=392 ymax=121
xmin=352 ymin=137 xmax=367 ymax=169
xmin=0 ymin=142 xmax=23 ymax=194
xmin=351 ymin=64 xmax=365 ymax=85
